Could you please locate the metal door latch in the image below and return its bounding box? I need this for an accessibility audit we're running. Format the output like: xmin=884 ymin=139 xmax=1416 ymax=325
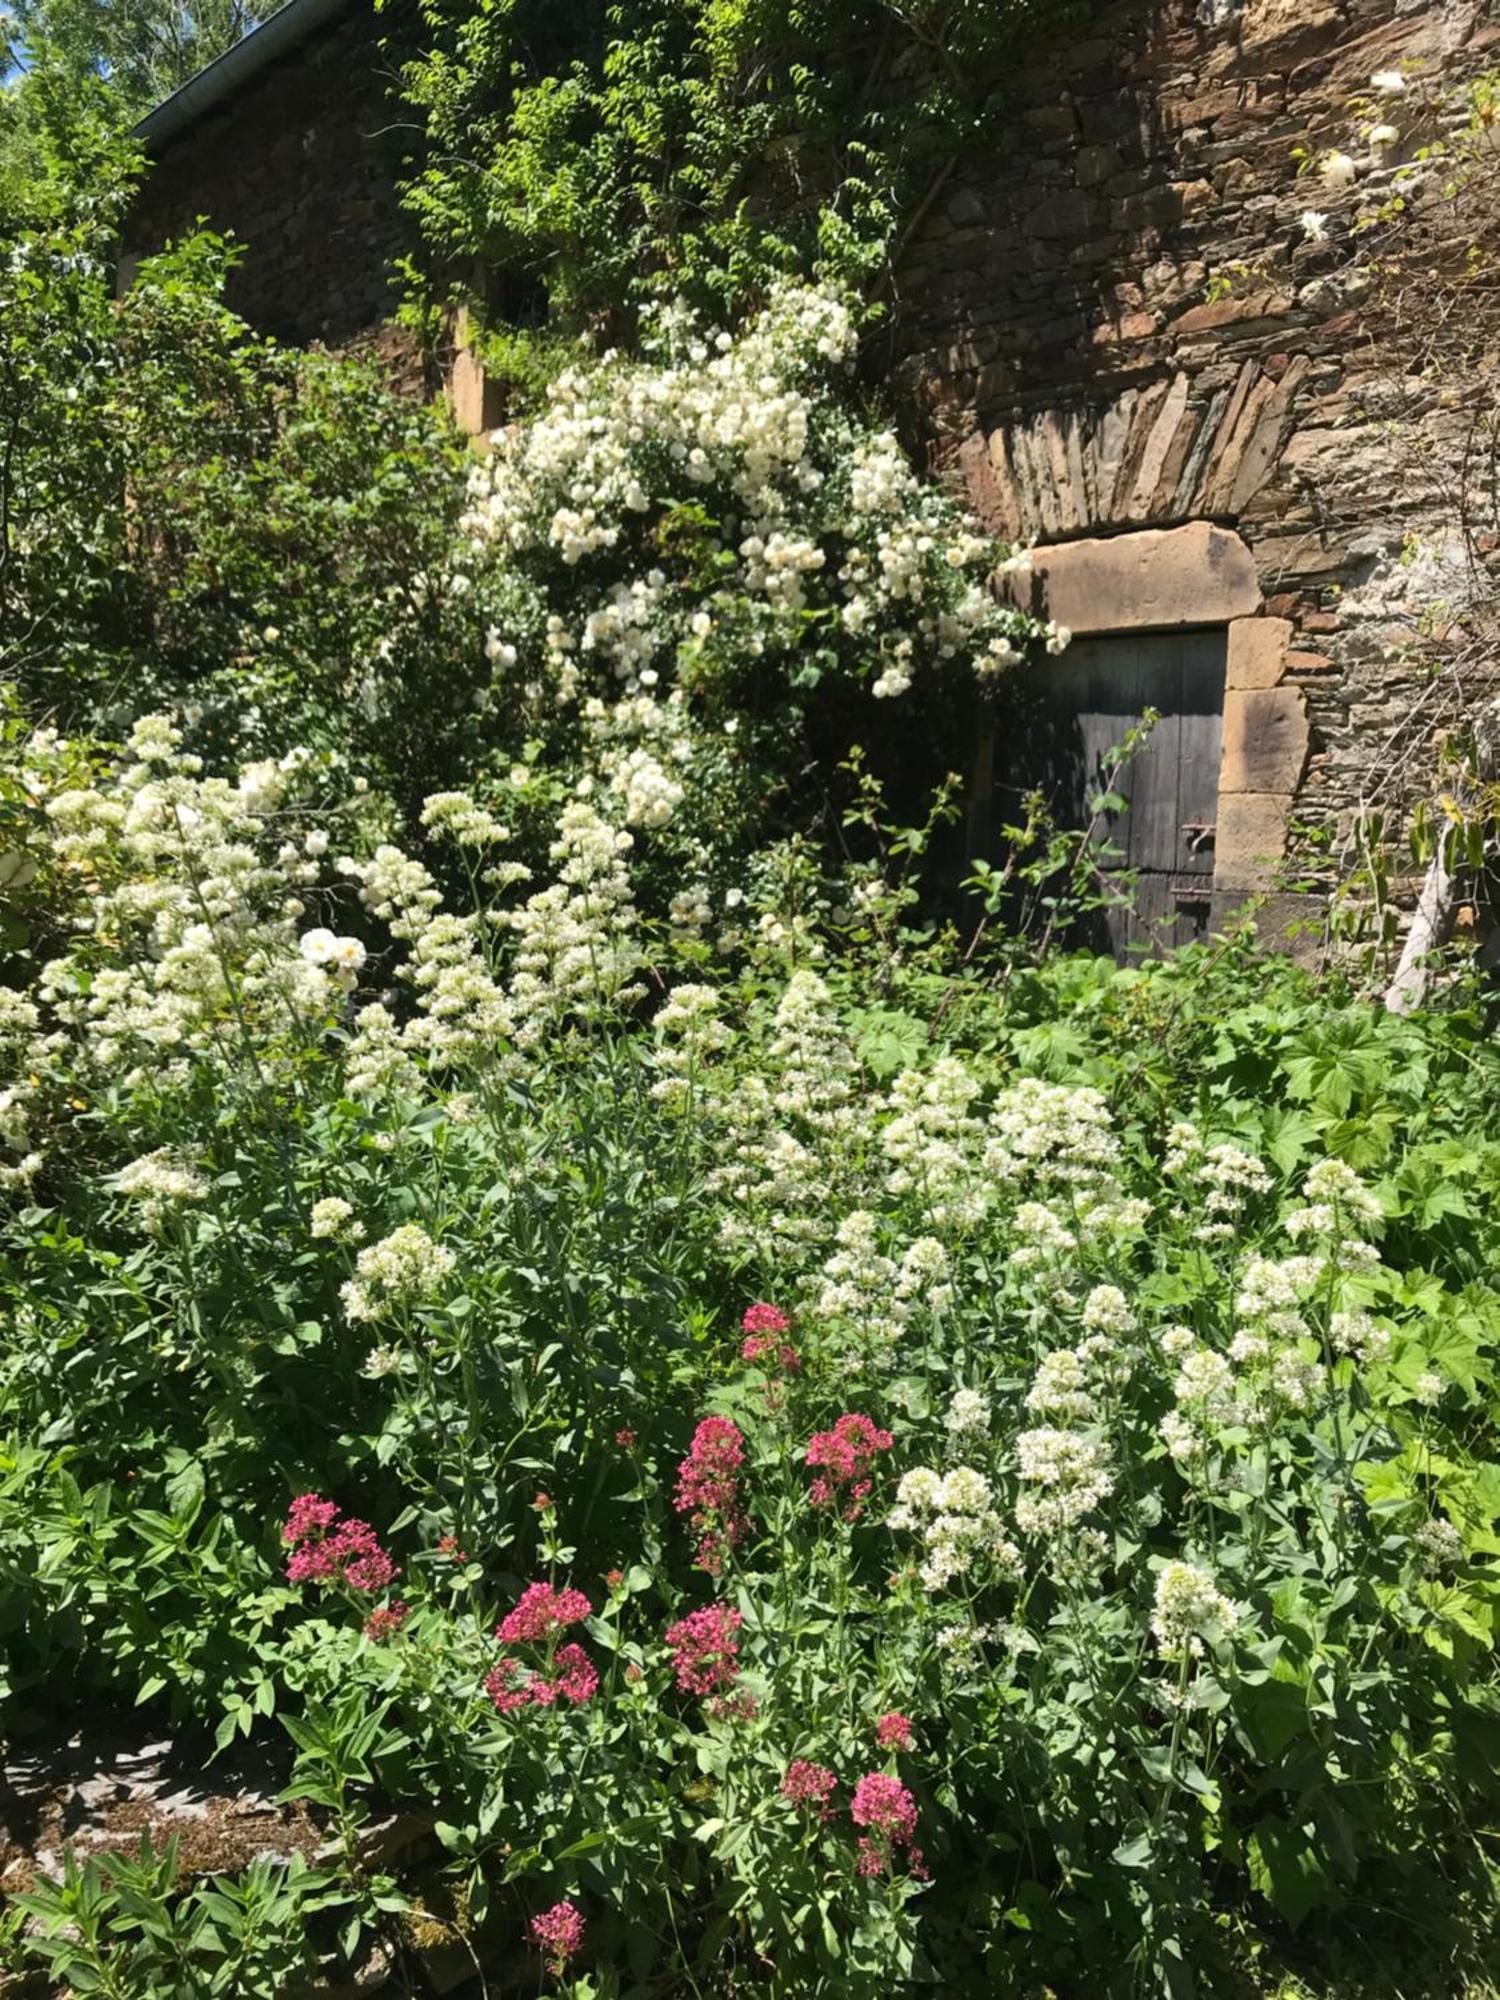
xmin=1180 ymin=820 xmax=1216 ymax=854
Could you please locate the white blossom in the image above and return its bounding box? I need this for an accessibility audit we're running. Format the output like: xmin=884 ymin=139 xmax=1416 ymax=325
xmin=1150 ymin=1561 xmax=1237 ymax=1659
xmin=341 ymin=1224 xmax=455 ymax=1323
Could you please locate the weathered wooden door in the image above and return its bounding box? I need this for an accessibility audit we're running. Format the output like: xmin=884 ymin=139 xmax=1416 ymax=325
xmin=992 ymin=629 xmax=1225 ymax=958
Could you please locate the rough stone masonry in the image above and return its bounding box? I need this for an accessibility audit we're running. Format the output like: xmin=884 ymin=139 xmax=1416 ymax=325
xmin=896 ymin=0 xmax=1500 ymax=940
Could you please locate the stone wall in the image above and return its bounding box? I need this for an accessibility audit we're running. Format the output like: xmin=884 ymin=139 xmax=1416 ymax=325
xmin=122 ymin=2 xmax=412 ymax=350
xmin=121 ymin=0 xmax=1500 ymax=932
xmin=897 ymin=0 xmax=1500 ymax=930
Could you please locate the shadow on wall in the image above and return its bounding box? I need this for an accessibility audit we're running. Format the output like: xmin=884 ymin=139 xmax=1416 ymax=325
xmin=883 ymin=0 xmax=1421 ymax=544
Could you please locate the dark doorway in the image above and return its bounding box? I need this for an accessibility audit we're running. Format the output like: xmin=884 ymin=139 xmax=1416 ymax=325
xmin=992 ymin=628 xmax=1226 ymax=959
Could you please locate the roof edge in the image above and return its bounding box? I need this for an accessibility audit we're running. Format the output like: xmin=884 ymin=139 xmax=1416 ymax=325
xmin=133 ymin=0 xmax=353 ymax=150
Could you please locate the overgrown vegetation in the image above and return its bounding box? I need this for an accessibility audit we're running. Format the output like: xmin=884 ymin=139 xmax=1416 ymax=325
xmin=2 ymin=698 xmax=1499 ymax=1994
xmin=392 ymin=0 xmax=1079 ymax=365
xmin=1 ymin=8 xmax=1499 ymax=1999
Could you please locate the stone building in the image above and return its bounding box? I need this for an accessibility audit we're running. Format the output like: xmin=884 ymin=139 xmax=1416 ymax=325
xmin=123 ymin=0 xmax=412 ymax=349
xmin=125 ymin=0 xmax=1500 ymax=953
xmin=900 ymin=0 xmax=1500 ymax=949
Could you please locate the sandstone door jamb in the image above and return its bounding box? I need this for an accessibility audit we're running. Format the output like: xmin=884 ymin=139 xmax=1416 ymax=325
xmin=1018 ymin=522 xmax=1309 ymax=907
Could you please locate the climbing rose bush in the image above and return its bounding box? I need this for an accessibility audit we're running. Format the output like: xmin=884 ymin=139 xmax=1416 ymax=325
xmin=1 ymin=713 xmax=1498 ymax=1996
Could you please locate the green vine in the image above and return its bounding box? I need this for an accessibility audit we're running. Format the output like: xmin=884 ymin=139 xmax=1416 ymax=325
xmin=386 ymin=0 xmax=1085 ymax=362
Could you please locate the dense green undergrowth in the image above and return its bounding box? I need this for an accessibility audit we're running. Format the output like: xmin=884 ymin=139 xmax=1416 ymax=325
xmin=0 ymin=700 xmax=1498 ymax=1994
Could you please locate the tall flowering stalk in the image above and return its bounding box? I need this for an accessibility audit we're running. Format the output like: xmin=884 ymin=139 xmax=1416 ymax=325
xmin=674 ymin=1416 xmax=748 ymax=1573
xmin=740 ymin=1301 xmax=800 ymax=1371
xmin=805 ymin=1414 xmax=894 ymax=1521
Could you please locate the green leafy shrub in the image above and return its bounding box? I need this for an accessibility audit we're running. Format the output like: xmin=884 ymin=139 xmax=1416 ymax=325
xmin=1 ymin=154 xmax=482 ymax=801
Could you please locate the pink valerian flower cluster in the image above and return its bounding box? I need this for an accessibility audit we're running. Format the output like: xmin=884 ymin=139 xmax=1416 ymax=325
xmin=486 ymin=1583 xmax=598 ymax=1713
xmin=805 ymin=1414 xmax=895 ymax=1521
xmin=283 ymin=1495 xmax=399 ymax=1593
xmin=674 ymin=1416 xmax=748 ymax=1573
xmin=851 ymin=1772 xmax=926 ymax=1879
xmin=664 ymin=1602 xmax=743 ymax=1697
xmin=740 ymin=1301 xmax=800 ymax=1372
xmin=498 ymin=1581 xmax=591 ymax=1644
xmin=782 ymin=1759 xmax=838 ymax=1819
xmin=529 ymin=1898 xmax=585 ymax=1979
xmin=486 ymin=1645 xmax=599 ymax=1712
xmin=363 ymin=1601 xmax=409 ymax=1642
xmin=875 ymin=1711 xmax=913 ymax=1751
xmin=707 ymin=1686 xmax=760 ymax=1723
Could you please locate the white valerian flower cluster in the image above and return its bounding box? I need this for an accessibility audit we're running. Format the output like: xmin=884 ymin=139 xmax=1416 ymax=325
xmin=888 ymin=1465 xmax=1022 ymax=1591
xmin=114 ymin=1147 xmax=208 ymax=1234
xmin=27 ymin=717 xmax=344 ymax=1106
xmin=310 ymin=1196 xmax=364 ymax=1243
xmin=25 ymin=767 xmax=299 ymax=1084
xmin=1156 ymin=1155 xmax=1401 ymax=1468
xmin=651 ymin=983 xmax=731 ymax=1107
xmin=706 ymin=970 xmax=872 ymax=1260
xmin=420 ymin=791 xmax=512 ymax=849
xmin=1014 ymin=1427 xmax=1114 ymax=1536
xmin=882 ymin=1056 xmax=988 ymax=1232
xmin=456 ymin=281 xmax=1041 ymax=733
xmin=944 ymin=1388 xmax=991 ymax=1438
xmin=987 ymin=1077 xmax=1147 ymax=1238
xmin=1007 ymin=1199 xmax=1077 ymax=1269
xmin=1150 ymin=1560 xmax=1238 ymax=1660
xmin=807 ymin=1211 xmax=951 ymax=1360
xmin=1163 ymin=1122 xmax=1273 ymax=1239
xmin=1080 ymin=1283 xmax=1133 ymax=1340
xmin=336 ymin=826 xmax=519 ymax=1087
xmin=1284 ymin=1158 xmax=1382 ymax=1265
xmin=1025 ymin=1348 xmax=1097 ymax=1421
xmin=505 ymin=802 xmax=643 ymax=1044
xmin=0 ymin=988 xmax=43 ymax=1189
xmin=340 ymin=1223 xmax=455 ymax=1323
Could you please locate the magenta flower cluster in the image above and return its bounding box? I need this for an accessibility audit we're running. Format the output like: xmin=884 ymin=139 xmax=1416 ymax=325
xmin=486 ymin=1646 xmax=598 ymax=1711
xmin=740 ymin=1301 xmax=800 ymax=1372
xmin=664 ymin=1601 xmax=743 ymax=1697
xmin=851 ymin=1772 xmax=925 ymax=1878
xmin=805 ymin=1413 xmax=894 ymax=1521
xmin=781 ymin=1759 xmax=838 ymax=1818
xmin=498 ymin=1581 xmax=592 ymax=1644
xmin=529 ymin=1898 xmax=585 ymax=1978
xmin=282 ymin=1494 xmax=398 ymax=1594
xmin=674 ymin=1415 xmax=748 ymax=1573
xmin=485 ymin=1582 xmax=598 ymax=1713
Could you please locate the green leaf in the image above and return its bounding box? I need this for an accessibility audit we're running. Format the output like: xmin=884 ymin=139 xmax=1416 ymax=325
xmin=1247 ymin=1817 xmax=1330 ymax=1928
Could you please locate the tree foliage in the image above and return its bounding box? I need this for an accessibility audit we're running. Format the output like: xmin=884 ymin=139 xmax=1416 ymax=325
xmin=393 ymin=0 xmax=1080 ymax=342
